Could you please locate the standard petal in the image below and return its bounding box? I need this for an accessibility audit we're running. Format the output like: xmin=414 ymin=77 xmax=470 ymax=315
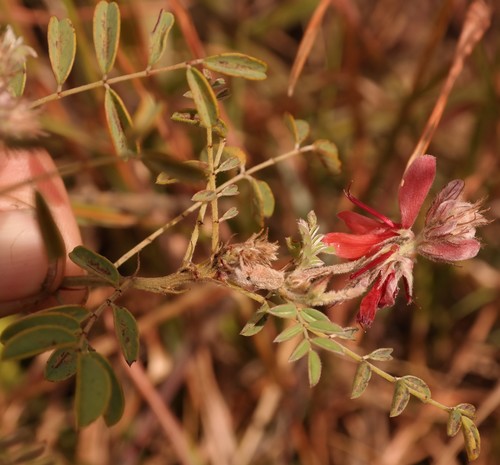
xmin=323 ymin=231 xmax=395 ymax=259
xmin=337 ymin=211 xmax=387 ymax=234
xmin=399 ymin=155 xmax=436 ymax=228
xmin=418 ymin=239 xmax=481 ymax=262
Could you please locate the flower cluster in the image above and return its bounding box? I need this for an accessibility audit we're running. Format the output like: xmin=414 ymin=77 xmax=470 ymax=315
xmin=0 ymin=26 xmax=40 ymax=141
xmin=322 ymin=155 xmax=488 ymax=327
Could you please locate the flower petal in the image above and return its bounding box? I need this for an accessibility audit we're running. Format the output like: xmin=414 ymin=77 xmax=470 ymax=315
xmin=357 ymin=280 xmax=383 ymax=328
xmin=418 ymin=239 xmax=481 ymax=262
xmin=425 ymin=179 xmax=464 ymax=223
xmin=378 ymin=271 xmax=398 ymax=308
xmin=323 ymin=231 xmax=395 ymax=259
xmin=399 ymin=155 xmax=436 ymax=228
xmin=337 ymin=211 xmax=388 ymax=234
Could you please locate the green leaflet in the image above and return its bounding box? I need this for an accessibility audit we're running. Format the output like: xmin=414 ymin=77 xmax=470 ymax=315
xmin=350 ymin=361 xmax=372 ymax=399
xmin=93 ymin=1 xmax=120 ymax=75
xmin=203 ymin=53 xmax=267 ymax=80
xmin=389 ymin=379 xmax=410 ymax=417
xmin=96 ymin=353 xmax=125 ymax=426
xmin=310 ymin=337 xmax=343 ymax=354
xmin=313 ymin=139 xmax=341 ymax=175
xmin=288 ymin=339 xmax=310 ymax=362
xmin=191 ymin=189 xmax=217 ymax=202
xmin=148 ymin=10 xmax=174 ymax=67
xmin=240 ymin=307 xmax=269 ymax=336
xmin=45 ymin=348 xmax=78 ymax=382
xmin=8 ymin=62 xmax=26 ymax=97
xmin=284 ymin=113 xmax=310 ymax=146
xmin=268 ymin=303 xmax=297 ymax=319
xmin=75 ymin=352 xmax=111 ymax=427
xmin=273 ymin=324 xmax=302 ymax=343
xmin=1 ymin=313 xmax=80 ymax=344
xmin=112 ymin=305 xmax=139 ymax=366
xmin=186 ymin=67 xmax=219 ymax=129
xmin=40 ymin=305 xmax=90 ymax=323
xmin=248 ymin=177 xmax=275 ymax=227
xmin=307 ymin=350 xmax=322 ymax=387
xmin=69 ymin=245 xmax=120 ymax=286
xmin=48 ymin=17 xmax=76 ymax=87
xmin=104 ymin=87 xmax=139 ymax=158
xmin=461 ymin=416 xmax=481 ymax=461
xmin=366 ymin=348 xmax=393 ymax=361
xmin=1 ymin=326 xmax=77 ymax=361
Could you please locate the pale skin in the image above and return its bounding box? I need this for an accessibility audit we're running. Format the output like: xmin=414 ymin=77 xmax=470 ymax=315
xmin=0 ymin=148 xmax=85 ymax=317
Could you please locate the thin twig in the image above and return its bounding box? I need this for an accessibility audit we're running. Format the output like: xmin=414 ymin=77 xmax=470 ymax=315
xmin=123 ymin=360 xmax=201 ymax=465
xmin=114 ymin=144 xmax=315 ymax=268
xmin=405 ymin=0 xmax=491 ymax=171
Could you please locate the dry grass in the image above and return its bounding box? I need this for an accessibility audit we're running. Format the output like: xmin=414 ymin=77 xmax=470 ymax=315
xmin=0 ymin=0 xmax=499 ymax=464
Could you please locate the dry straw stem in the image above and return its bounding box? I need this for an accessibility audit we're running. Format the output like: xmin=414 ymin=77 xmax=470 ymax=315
xmin=405 ymin=0 xmax=491 ymax=171
xmin=287 ymin=0 xmax=330 ymax=97
xmin=122 ymin=359 xmax=201 ymax=465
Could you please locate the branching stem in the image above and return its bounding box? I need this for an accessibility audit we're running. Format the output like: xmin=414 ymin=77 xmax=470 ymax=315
xmin=29 ymin=59 xmax=204 ymax=109
xmin=114 ymin=144 xmax=315 ymax=268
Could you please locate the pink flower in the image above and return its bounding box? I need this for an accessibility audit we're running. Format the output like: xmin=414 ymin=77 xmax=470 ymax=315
xmin=323 ymin=155 xmax=437 ymax=328
xmin=418 ymin=179 xmax=489 ymax=262
xmin=323 ymin=155 xmax=489 ymax=328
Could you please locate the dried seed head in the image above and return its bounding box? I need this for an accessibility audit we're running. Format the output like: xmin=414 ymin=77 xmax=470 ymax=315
xmin=0 ymin=90 xmax=41 ymax=141
xmin=215 ymin=231 xmax=284 ymax=291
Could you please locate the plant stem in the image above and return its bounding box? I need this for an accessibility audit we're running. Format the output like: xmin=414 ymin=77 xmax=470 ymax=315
xmin=329 ymin=335 xmax=451 ymax=411
xmin=182 ymin=203 xmax=208 ymax=264
xmin=301 ymin=318 xmax=452 ymax=412
xmin=114 ymin=144 xmax=315 ymax=268
xmin=29 ymin=59 xmax=204 ymax=109
xmin=80 ymin=278 xmax=133 ymax=346
xmin=206 ymin=128 xmax=219 ymax=252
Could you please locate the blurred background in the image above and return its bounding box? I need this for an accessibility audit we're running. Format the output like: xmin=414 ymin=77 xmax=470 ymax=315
xmin=0 ymin=0 xmax=499 ymax=464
